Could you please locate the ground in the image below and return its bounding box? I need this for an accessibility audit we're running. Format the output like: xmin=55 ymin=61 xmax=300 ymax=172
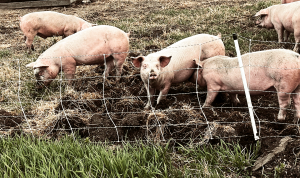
xmin=0 ymin=0 xmax=300 ymax=176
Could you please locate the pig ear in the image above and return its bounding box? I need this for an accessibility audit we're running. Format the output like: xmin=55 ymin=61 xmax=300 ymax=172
xmin=26 ymin=62 xmax=36 ymax=68
xmin=26 ymin=62 xmax=49 ymax=68
xmin=81 ymin=23 xmax=92 ymax=30
xmin=126 ymin=32 xmax=130 ymax=37
xmin=193 ymin=59 xmax=203 ymax=68
xmin=255 ymin=9 xmax=269 ymax=17
xmin=132 ymin=56 xmax=144 ymax=68
xmin=159 ymin=56 xmax=171 ymax=68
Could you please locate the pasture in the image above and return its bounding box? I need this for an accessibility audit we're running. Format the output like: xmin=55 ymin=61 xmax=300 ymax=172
xmin=0 ymin=0 xmax=300 ymax=176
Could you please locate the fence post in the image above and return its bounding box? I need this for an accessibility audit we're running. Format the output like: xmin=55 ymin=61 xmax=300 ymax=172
xmin=232 ymin=34 xmax=259 ymax=141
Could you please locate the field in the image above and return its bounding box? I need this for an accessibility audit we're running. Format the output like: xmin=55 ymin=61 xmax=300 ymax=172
xmin=1 ymin=0 xmax=300 ymax=177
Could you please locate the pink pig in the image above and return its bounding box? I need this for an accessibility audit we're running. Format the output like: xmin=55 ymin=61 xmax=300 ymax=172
xmin=132 ymin=34 xmax=225 ymax=109
xmin=282 ymin=0 xmax=300 ymax=3
xmin=192 ymin=49 xmax=300 ymax=120
xmin=20 ymin=11 xmax=93 ymax=51
xmin=26 ymin=25 xmax=129 ymax=87
xmin=255 ymin=2 xmax=300 ymax=53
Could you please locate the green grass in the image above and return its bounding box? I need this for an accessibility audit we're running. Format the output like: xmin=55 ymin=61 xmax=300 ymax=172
xmin=0 ymin=50 xmax=10 ymax=59
xmin=0 ymin=135 xmax=260 ymax=177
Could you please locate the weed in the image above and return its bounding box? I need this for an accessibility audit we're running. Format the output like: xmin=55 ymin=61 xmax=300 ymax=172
xmin=274 ymin=162 xmax=285 ymax=178
xmin=0 ymin=50 xmax=10 ymax=58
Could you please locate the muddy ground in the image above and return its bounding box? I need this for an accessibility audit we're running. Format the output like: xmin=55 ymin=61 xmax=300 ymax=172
xmin=0 ymin=0 xmax=300 ymax=176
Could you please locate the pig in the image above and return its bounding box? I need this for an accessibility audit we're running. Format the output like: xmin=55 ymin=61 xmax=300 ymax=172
xmin=282 ymin=0 xmax=300 ymax=3
xmin=255 ymin=3 xmax=300 ymax=53
xmin=19 ymin=11 xmax=93 ymax=51
xmin=26 ymin=25 xmax=129 ymax=87
xmin=132 ymin=34 xmax=225 ymax=110
xmin=192 ymin=49 xmax=300 ymax=121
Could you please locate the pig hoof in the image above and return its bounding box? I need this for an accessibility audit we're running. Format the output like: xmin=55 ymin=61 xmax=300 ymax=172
xmin=277 ymin=116 xmax=286 ymax=121
xmin=202 ymin=104 xmax=211 ymax=108
xmin=233 ymin=101 xmax=241 ymax=106
xmin=144 ymin=105 xmax=151 ymax=110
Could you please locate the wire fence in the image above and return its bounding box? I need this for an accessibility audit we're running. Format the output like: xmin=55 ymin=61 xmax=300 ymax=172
xmin=1 ymin=0 xmax=299 ymax=144
xmin=0 ymin=34 xmax=299 ymax=144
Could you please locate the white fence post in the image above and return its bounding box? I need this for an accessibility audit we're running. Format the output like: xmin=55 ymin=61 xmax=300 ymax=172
xmin=233 ymin=34 xmax=259 ymax=141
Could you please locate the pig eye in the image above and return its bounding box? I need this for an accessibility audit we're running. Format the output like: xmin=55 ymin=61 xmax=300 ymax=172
xmin=142 ymin=64 xmax=147 ymax=69
xmin=156 ymin=64 xmax=159 ymax=68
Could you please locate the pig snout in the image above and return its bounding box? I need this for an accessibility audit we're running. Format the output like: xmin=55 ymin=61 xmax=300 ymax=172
xmin=149 ymin=69 xmax=158 ymax=80
xmin=34 ymin=69 xmax=46 ymax=88
xmin=33 ymin=68 xmax=52 ymax=88
xmin=255 ymin=18 xmax=264 ymax=27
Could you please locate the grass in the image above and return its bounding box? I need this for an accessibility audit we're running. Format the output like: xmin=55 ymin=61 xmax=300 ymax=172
xmin=0 ymin=135 xmax=260 ymax=177
xmin=0 ymin=50 xmax=10 ymax=59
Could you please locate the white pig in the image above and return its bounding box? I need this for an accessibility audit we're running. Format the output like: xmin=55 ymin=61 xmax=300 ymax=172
xmin=132 ymin=34 xmax=225 ymax=109
xmin=255 ymin=2 xmax=300 ymax=53
xmin=192 ymin=49 xmax=300 ymax=121
xmin=26 ymin=25 xmax=129 ymax=88
xmin=19 ymin=11 xmax=93 ymax=51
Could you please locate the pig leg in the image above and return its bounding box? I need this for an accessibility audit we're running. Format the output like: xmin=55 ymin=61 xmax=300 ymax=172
xmin=276 ymin=84 xmax=292 ymax=120
xmin=21 ymin=25 xmax=36 ymax=51
xmin=63 ymin=65 xmax=76 ymax=85
xmin=292 ymin=86 xmax=300 ymax=119
xmin=203 ymin=85 xmax=221 ymax=107
xmin=293 ymin=30 xmax=300 ymax=53
xmin=284 ymin=30 xmax=290 ymax=42
xmin=277 ymin=93 xmax=290 ymax=120
xmin=229 ymin=93 xmax=240 ymax=106
xmin=112 ymin=53 xmax=127 ymax=82
xmin=156 ymin=82 xmax=171 ymax=105
xmin=103 ymin=55 xmax=115 ymax=78
xmin=274 ymin=26 xmax=284 ymax=42
xmin=24 ymin=35 xmax=35 ymax=51
xmin=144 ymin=84 xmax=156 ymax=110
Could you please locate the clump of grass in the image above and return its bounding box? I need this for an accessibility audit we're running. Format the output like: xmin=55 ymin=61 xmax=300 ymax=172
xmin=0 ymin=135 xmax=173 ymax=177
xmin=0 ymin=50 xmax=10 ymax=58
xmin=177 ymin=140 xmax=261 ymax=177
xmin=0 ymin=135 xmax=260 ymax=177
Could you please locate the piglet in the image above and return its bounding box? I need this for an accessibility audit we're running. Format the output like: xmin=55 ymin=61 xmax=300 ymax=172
xmin=132 ymin=34 xmax=225 ymax=109
xmin=20 ymin=11 xmax=93 ymax=51
xmin=26 ymin=25 xmax=129 ymax=87
xmin=192 ymin=49 xmax=300 ymax=121
xmin=255 ymin=2 xmax=300 ymax=53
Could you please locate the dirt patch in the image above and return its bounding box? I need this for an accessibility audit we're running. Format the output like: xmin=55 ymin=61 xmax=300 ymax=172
xmin=0 ymin=109 xmax=23 ymax=136
xmin=0 ymin=109 xmax=23 ymax=128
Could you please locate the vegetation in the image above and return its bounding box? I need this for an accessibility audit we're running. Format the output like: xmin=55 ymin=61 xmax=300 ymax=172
xmin=0 ymin=135 xmax=259 ymax=177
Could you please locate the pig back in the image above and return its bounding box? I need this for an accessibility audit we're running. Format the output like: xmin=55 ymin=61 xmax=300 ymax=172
xmin=21 ymin=11 xmax=76 ymax=36
xmin=201 ymin=49 xmax=300 ymax=94
xmin=157 ymin=34 xmax=224 ymax=83
xmin=40 ymin=25 xmax=129 ymax=66
xmin=269 ymin=3 xmax=300 ymax=32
